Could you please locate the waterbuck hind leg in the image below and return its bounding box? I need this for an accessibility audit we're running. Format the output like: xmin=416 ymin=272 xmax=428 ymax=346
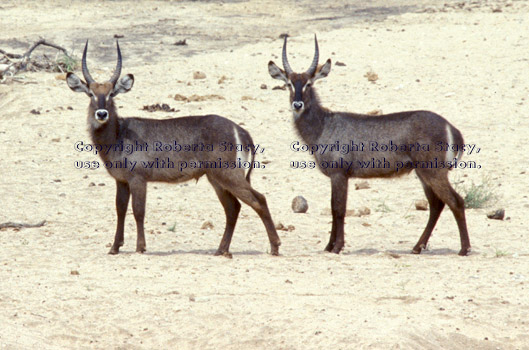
xmin=211 ymin=174 xmax=281 ymax=255
xmin=412 ymin=179 xmax=445 ymax=254
xmin=329 ymin=174 xmax=348 ymax=254
xmin=109 ymin=181 xmax=130 ymax=254
xmin=129 ymin=179 xmax=147 ymax=253
xmin=417 ymin=170 xmax=471 ymax=256
xmin=247 ymin=188 xmax=281 ymax=256
xmin=209 ymin=180 xmax=241 ymax=258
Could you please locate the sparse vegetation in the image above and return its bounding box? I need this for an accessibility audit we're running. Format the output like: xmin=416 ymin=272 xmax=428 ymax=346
xmin=167 ymin=222 xmax=177 ymax=232
xmin=456 ymin=176 xmax=498 ymax=209
xmin=495 ymin=249 xmax=511 ymax=258
xmin=375 ymin=198 xmax=392 ymax=213
xmin=56 ymin=53 xmax=78 ymax=72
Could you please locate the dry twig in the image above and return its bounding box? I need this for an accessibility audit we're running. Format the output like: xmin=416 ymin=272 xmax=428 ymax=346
xmin=0 ymin=220 xmax=46 ymax=229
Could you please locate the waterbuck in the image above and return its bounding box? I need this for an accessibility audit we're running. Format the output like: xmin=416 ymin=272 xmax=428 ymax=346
xmin=268 ymin=35 xmax=470 ymax=256
xmin=66 ymin=40 xmax=281 ymax=256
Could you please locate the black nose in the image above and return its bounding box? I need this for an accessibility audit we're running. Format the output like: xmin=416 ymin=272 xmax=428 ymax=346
xmin=292 ymin=101 xmax=304 ymax=110
xmin=96 ymin=110 xmax=108 ymax=120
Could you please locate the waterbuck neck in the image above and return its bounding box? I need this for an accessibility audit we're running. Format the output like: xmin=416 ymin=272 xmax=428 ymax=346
xmin=293 ymin=88 xmax=328 ymax=144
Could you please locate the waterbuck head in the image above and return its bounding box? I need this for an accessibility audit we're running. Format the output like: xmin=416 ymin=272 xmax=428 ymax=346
xmin=66 ymin=40 xmax=134 ymax=126
xmin=268 ymin=35 xmax=331 ymax=118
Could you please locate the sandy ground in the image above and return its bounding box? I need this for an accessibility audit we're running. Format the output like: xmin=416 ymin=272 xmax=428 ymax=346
xmin=1 ymin=0 xmax=529 ymax=349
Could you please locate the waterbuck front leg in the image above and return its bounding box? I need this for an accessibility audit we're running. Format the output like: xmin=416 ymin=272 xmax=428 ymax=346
xmin=325 ymin=219 xmax=337 ymax=252
xmin=109 ymin=181 xmax=130 ymax=255
xmin=129 ymin=179 xmax=147 ymax=253
xmin=209 ymin=180 xmax=241 ymax=258
xmin=329 ymin=173 xmax=348 ymax=254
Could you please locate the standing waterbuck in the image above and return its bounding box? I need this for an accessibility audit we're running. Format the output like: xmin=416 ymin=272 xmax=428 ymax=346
xmin=268 ymin=35 xmax=470 ymax=255
xmin=66 ymin=40 xmax=281 ymax=256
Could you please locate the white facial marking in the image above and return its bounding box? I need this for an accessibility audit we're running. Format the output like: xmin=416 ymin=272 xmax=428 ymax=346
xmin=94 ymin=109 xmax=109 ymax=124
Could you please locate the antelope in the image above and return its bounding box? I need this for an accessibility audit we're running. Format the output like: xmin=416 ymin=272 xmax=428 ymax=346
xmin=268 ymin=35 xmax=470 ymax=256
xmin=66 ymin=40 xmax=281 ymax=256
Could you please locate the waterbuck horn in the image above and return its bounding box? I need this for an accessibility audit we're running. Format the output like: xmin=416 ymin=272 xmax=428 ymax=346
xmin=109 ymin=40 xmax=122 ymax=85
xmin=306 ymin=34 xmax=319 ymax=76
xmin=282 ymin=36 xmax=294 ymax=76
xmin=81 ymin=40 xmax=95 ymax=86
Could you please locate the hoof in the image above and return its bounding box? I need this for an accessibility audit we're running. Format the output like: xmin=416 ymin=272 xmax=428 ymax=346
xmin=324 ymin=243 xmax=334 ymax=252
xmin=458 ymin=247 xmax=471 ymax=256
xmin=215 ymin=250 xmax=233 ymax=259
xmin=330 ymin=246 xmax=342 ymax=254
xmin=108 ymin=248 xmax=119 ymax=255
xmin=136 ymin=247 xmax=146 ymax=254
xmin=270 ymin=246 xmax=280 ymax=256
xmin=412 ymin=243 xmax=426 ymax=254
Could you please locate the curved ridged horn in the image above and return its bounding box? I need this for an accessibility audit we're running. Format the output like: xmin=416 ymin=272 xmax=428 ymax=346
xmin=109 ymin=40 xmax=122 ymax=85
xmin=306 ymin=34 xmax=319 ymax=76
xmin=82 ymin=40 xmax=95 ymax=85
xmin=282 ymin=36 xmax=293 ymax=76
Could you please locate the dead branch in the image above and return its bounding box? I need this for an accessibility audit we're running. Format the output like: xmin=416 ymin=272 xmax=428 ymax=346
xmin=1 ymin=38 xmax=73 ymax=82
xmin=0 ymin=220 xmax=46 ymax=229
xmin=0 ymin=48 xmax=22 ymax=59
xmin=22 ymin=39 xmax=70 ymax=61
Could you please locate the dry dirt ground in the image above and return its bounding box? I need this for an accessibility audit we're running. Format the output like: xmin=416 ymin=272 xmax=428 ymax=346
xmin=1 ymin=0 xmax=529 ymax=349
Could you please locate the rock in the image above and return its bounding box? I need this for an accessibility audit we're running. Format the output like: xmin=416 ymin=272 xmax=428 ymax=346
xmin=355 ymin=181 xmax=370 ymax=190
xmin=201 ymin=220 xmax=214 ymax=229
xmin=275 ymin=222 xmax=295 ymax=232
xmin=487 ymin=209 xmax=505 ymax=220
xmin=358 ymin=206 xmax=371 ymax=216
xmin=364 ymin=70 xmax=378 ymax=83
xmin=193 ymin=71 xmax=206 ymax=79
xmin=415 ymin=199 xmax=429 ymax=211
xmin=292 ymin=196 xmax=308 ymax=213
xmin=367 ymin=109 xmax=383 ymax=116
xmin=174 ymin=94 xmax=187 ymax=101
xmin=260 ymin=84 xmax=267 ymax=89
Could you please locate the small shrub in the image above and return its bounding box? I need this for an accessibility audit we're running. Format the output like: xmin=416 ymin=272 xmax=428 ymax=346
xmin=461 ymin=177 xmax=497 ymax=209
xmin=56 ymin=53 xmax=78 ymax=72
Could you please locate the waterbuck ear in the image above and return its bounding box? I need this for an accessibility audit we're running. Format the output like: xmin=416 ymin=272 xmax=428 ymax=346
xmin=112 ymin=74 xmax=134 ymax=96
xmin=268 ymin=61 xmax=288 ymax=83
xmin=66 ymin=72 xmax=90 ymax=95
xmin=312 ymin=59 xmax=332 ymax=82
